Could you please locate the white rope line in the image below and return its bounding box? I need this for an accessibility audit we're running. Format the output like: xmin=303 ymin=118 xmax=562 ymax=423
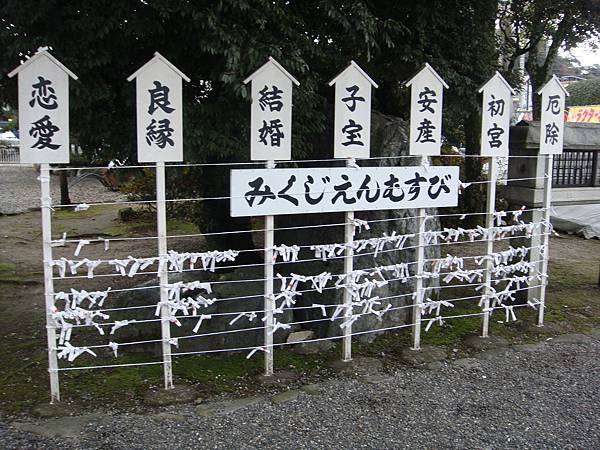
xmin=12 ymin=153 xmax=548 ymax=174
xmin=49 ymin=176 xmax=551 ymax=209
xmin=53 ymin=322 xmax=418 ymax=371
xmin=47 ymin=237 xmax=548 ymax=296
xmin=49 ymin=230 xmax=549 ymax=281
xmin=50 ymin=219 xmax=548 ymax=262
xmin=51 ymin=207 xmax=547 ymax=245
xmin=55 ymin=283 xmax=543 ymax=345
xmin=50 ymin=295 xmax=540 ymax=366
xmin=91 ymin=282 xmax=543 ymax=315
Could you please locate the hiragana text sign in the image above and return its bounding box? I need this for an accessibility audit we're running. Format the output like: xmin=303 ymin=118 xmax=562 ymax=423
xmin=230 ymin=166 xmax=459 ymax=216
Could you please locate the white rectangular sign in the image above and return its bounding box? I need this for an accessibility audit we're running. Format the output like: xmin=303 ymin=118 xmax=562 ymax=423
xmin=10 ymin=52 xmax=74 ymax=164
xmin=330 ymin=62 xmax=376 ymax=159
xmin=479 ymin=73 xmax=513 ymax=157
xmin=244 ymin=58 xmax=298 ymax=161
xmin=130 ymin=57 xmax=185 ymax=162
xmin=406 ymin=64 xmax=447 ymax=156
xmin=231 ymin=166 xmax=459 ymax=217
xmin=539 ymin=76 xmax=567 ymax=155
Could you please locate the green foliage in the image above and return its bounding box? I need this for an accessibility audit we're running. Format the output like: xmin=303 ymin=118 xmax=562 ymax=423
xmin=497 ymin=0 xmax=600 ymax=117
xmin=567 ymin=77 xmax=600 ymax=106
xmin=0 ymin=1 xmax=399 ymax=165
xmin=4 ymin=1 xmax=596 ymax=232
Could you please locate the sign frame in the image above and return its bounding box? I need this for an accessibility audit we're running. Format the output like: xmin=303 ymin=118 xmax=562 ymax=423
xmin=8 ymin=49 xmax=78 ymax=164
xmin=230 ymin=166 xmax=460 ymax=217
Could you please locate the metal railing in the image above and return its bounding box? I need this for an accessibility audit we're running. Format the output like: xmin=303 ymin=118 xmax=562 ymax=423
xmin=553 ymin=149 xmax=599 ymax=187
xmin=0 ymin=145 xmax=19 ymax=163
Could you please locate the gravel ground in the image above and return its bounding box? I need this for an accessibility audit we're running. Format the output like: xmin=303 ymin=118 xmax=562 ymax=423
xmin=0 ymin=166 xmax=124 ymax=214
xmin=2 ymin=338 xmax=600 ymax=449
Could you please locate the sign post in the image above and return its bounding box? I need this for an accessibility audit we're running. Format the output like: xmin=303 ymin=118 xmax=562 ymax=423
xmin=537 ymin=75 xmax=568 ymax=327
xmin=243 ymin=57 xmax=299 ymax=376
xmin=128 ymin=52 xmax=190 ymax=389
xmin=8 ymin=49 xmax=78 ymax=402
xmin=478 ymin=71 xmax=514 ymax=337
xmin=404 ymin=63 xmax=448 ymax=351
xmin=329 ymin=61 xmax=378 ymax=361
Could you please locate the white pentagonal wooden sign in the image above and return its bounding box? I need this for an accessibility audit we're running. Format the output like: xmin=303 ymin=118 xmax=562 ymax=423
xmin=478 ymin=71 xmax=515 ymax=157
xmin=243 ymin=57 xmax=299 ymax=161
xmin=8 ymin=49 xmax=77 ymax=164
xmin=329 ymin=61 xmax=378 ymax=159
xmin=405 ymin=63 xmax=448 ymax=156
xmin=128 ymin=52 xmax=190 ymax=162
xmin=538 ymin=75 xmax=568 ymax=155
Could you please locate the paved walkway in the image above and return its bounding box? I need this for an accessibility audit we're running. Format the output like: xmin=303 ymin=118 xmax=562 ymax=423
xmin=0 ymin=166 xmax=123 ymax=214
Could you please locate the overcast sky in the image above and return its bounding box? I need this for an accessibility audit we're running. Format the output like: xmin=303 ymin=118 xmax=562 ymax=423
xmin=561 ymin=40 xmax=600 ymax=66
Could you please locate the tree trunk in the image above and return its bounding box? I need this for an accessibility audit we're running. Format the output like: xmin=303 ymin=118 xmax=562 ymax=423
xmin=525 ymin=40 xmax=548 ymax=121
xmin=193 ymin=164 xmax=260 ymax=265
xmin=59 ymin=167 xmax=71 ymax=205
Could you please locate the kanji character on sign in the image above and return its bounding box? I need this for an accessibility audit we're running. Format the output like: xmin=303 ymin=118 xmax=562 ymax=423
xmin=244 ymin=177 xmax=276 ymax=206
xmin=428 ymin=174 xmax=452 ymax=199
xmin=341 ymin=119 xmax=364 ymax=146
xmin=487 ymin=123 xmax=504 ymax=149
xmin=331 ymin=175 xmax=357 ymax=204
xmin=277 ymin=175 xmax=299 ymax=206
xmin=29 ymin=76 xmax=58 ymax=110
xmin=545 ymin=122 xmax=559 ymax=145
xmin=258 ymin=85 xmax=284 ymax=112
xmin=29 ymin=115 xmax=60 ymax=150
xmin=382 ymin=174 xmax=405 ymax=202
xmin=415 ymin=118 xmax=436 ymax=143
xmin=487 ymin=94 xmax=505 ymax=117
xmin=356 ymin=175 xmax=380 ymax=203
xmin=417 ymin=86 xmax=437 ymax=113
xmin=341 ymin=85 xmax=365 ymax=112
xmin=405 ymin=171 xmax=427 ymax=200
xmin=148 ymin=81 xmax=175 ymax=114
xmin=146 ymin=118 xmax=174 ymax=148
xmin=546 ymin=95 xmax=561 ymax=115
xmin=258 ymin=119 xmax=284 ymax=147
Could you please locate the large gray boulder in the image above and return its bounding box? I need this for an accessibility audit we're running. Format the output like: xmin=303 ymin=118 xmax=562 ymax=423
xmin=112 ymin=112 xmax=440 ymax=353
xmin=274 ymin=111 xmax=440 ymax=342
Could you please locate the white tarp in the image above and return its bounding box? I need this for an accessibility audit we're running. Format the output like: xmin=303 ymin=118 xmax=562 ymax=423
xmin=551 ymin=204 xmax=600 ymax=239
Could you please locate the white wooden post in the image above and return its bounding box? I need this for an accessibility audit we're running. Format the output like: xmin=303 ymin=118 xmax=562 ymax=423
xmin=264 ymin=160 xmax=275 ymax=376
xmin=9 ymin=49 xmax=78 ymax=403
xmin=128 ymin=53 xmax=188 ymax=389
xmin=40 ymin=164 xmax=61 ymax=402
xmin=482 ymin=156 xmax=497 ymax=337
xmin=478 ymin=72 xmax=513 ymax=337
xmin=342 ymin=160 xmax=355 ymax=362
xmin=537 ymin=154 xmax=553 ymax=326
xmin=412 ymin=157 xmax=427 ymax=350
xmin=404 ymin=64 xmax=448 ymax=350
xmin=536 ymin=75 xmax=568 ymax=326
xmin=156 ymin=162 xmax=173 ymax=389
xmin=328 ymin=62 xmax=377 ymax=361
xmin=243 ymin=57 xmax=299 ymax=376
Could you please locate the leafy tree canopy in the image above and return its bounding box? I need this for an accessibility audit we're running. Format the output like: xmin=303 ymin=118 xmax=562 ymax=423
xmin=567 ymin=76 xmax=600 ymax=106
xmin=0 ymin=0 xmax=401 ymax=164
xmin=497 ymin=0 xmax=600 ymax=116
